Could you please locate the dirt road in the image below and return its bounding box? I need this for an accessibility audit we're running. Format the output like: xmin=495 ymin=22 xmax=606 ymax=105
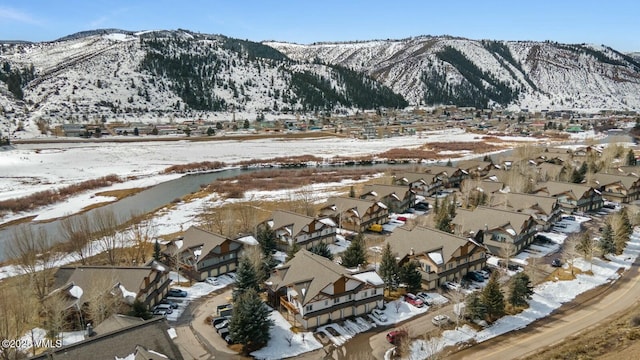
xmin=448 ymin=258 xmax=640 ymax=360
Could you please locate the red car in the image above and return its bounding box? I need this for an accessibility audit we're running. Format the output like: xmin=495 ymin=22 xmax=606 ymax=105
xmin=404 ymin=293 xmax=424 ymax=308
xmin=386 ymin=330 xmax=408 ymax=345
xmin=396 ymin=216 xmax=408 ymax=222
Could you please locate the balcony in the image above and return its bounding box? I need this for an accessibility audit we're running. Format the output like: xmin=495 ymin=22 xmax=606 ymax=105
xmin=279 ymin=296 xmax=300 ymax=314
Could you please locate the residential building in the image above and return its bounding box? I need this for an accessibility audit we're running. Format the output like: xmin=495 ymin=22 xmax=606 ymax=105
xmin=393 ymin=172 xmax=442 ymax=196
xmin=457 ymin=160 xmax=495 ymax=178
xmin=588 ymin=173 xmax=640 ymax=203
xmin=360 ymin=184 xmax=417 ymax=213
xmin=452 ymin=206 xmax=539 ymax=255
xmin=266 ymin=249 xmax=384 ymax=330
xmin=162 ymin=226 xmax=244 ymax=281
xmin=259 ymin=210 xmax=337 ymax=251
xmin=488 ymin=192 xmax=562 ymax=228
xmin=532 ymin=181 xmax=604 ymax=212
xmin=385 ymin=226 xmax=487 ymax=289
xmin=318 ymin=197 xmax=389 ymax=233
xmin=423 ymin=165 xmax=469 ymax=188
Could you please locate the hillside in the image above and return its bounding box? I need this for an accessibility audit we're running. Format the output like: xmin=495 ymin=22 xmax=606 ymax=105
xmin=1 ymin=29 xmax=639 ymax=138
xmin=268 ymin=36 xmax=640 ymax=111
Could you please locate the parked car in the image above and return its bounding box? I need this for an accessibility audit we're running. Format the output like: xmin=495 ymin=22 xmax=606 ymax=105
xmin=467 ymin=271 xmax=485 ymax=282
xmin=396 ymin=216 xmax=408 ymax=222
xmin=152 ymin=308 xmax=171 ymax=316
xmin=205 ymin=277 xmax=219 ymax=285
xmin=432 ymin=314 xmax=450 ymax=326
xmin=415 ymin=292 xmax=433 ymax=305
xmin=211 ymin=316 xmax=229 ymax=327
xmin=476 ymin=270 xmax=490 ymax=279
xmin=444 ymin=281 xmax=461 ymax=291
xmin=367 ymin=224 xmax=384 ymax=233
xmin=386 ymin=330 xmax=408 ymax=345
xmin=404 ymin=293 xmax=424 ymax=308
xmin=370 ymin=309 xmax=388 ymax=322
xmin=167 ymin=288 xmax=188 ymax=297
xmin=215 ymin=319 xmax=229 ymax=332
xmin=551 ymin=258 xmax=562 ymax=267
xmin=218 ymin=327 xmax=235 ymax=344
xmin=153 ymin=304 xmax=174 ymax=314
xmin=159 ymin=299 xmax=179 ymax=309
xmin=414 ymin=202 xmax=429 ymax=211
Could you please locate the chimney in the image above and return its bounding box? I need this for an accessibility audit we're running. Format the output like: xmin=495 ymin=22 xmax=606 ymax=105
xmin=410 ymin=248 xmax=415 ymax=256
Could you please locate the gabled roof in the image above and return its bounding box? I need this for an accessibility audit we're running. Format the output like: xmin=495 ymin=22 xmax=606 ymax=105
xmin=52 ymin=264 xmax=167 ymax=306
xmin=268 ymin=249 xmax=366 ymax=305
xmin=452 ymin=206 xmax=533 ymax=236
xmin=361 ymin=184 xmax=414 ymax=201
xmin=394 ymin=172 xmax=437 ymax=185
xmin=537 ymin=162 xmax=565 ymax=178
xmin=488 ymin=192 xmax=558 ymax=215
xmin=268 ymin=210 xmax=317 ymax=237
xmin=167 ymin=226 xmax=241 ymax=263
xmin=385 ymin=226 xmax=471 ymax=265
xmin=590 ymin=173 xmax=640 ymax=190
xmin=321 ymin=196 xmax=386 ymax=217
xmin=614 ymin=166 xmax=640 ymax=177
xmin=483 ymin=169 xmax=510 ymax=183
xmin=457 ymin=160 xmax=493 ymax=171
xmin=474 ymin=180 xmax=505 ymax=194
xmin=423 ymin=165 xmax=459 ymax=176
xmin=534 ymin=181 xmax=595 ymax=198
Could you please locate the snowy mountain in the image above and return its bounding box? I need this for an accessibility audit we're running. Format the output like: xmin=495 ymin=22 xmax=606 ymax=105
xmin=267 ymin=36 xmax=640 ymax=112
xmin=1 ymin=30 xmax=639 ymax=137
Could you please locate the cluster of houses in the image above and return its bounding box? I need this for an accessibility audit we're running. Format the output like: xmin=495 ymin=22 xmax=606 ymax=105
xmin=38 ymin=145 xmax=640 ymax=358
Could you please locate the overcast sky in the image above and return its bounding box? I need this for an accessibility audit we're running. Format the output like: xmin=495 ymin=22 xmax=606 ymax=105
xmin=0 ymin=0 xmax=638 ymax=52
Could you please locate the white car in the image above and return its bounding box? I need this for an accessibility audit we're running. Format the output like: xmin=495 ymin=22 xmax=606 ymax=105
xmin=445 ymin=281 xmax=461 ymax=291
xmin=205 ymin=277 xmax=219 ymax=285
xmin=370 ymin=309 xmax=387 ymax=322
xmin=432 ymin=314 xmax=450 ymax=326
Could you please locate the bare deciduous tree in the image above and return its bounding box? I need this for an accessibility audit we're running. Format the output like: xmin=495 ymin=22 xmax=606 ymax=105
xmin=0 ymin=284 xmax=36 ymax=359
xmin=563 ymin=233 xmax=580 ymax=276
xmin=7 ymin=225 xmax=59 ymax=300
xmin=84 ymin=273 xmax=123 ymax=326
xmin=92 ymin=209 xmax=123 ymax=265
xmin=125 ymin=217 xmax=156 ymax=266
xmin=59 ymin=214 xmax=92 ymax=264
xmin=42 ymin=291 xmax=70 ymax=341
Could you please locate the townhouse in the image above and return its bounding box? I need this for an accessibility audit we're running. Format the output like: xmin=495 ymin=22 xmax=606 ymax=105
xmin=318 ymin=197 xmax=389 ymax=233
xmin=266 ymin=249 xmax=384 ymax=330
xmin=532 ymin=181 xmax=604 ymax=213
xmin=385 ymin=226 xmax=487 ymax=290
xmin=259 ymin=210 xmax=337 ymax=251
xmin=360 ymin=184 xmax=417 ymax=213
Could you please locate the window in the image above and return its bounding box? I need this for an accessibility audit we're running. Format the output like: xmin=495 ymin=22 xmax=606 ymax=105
xmin=372 ymin=288 xmax=377 ymax=295
xmin=325 ymin=300 xmax=328 ymax=306
xmin=347 ymin=294 xmax=352 ymax=300
xmin=363 ymin=291 xmax=368 ymax=298
xmin=306 ymin=305 xmax=313 ymax=311
xmin=334 ymin=298 xmax=339 ymax=304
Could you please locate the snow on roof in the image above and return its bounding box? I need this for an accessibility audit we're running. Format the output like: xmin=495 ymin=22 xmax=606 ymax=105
xmin=376 ymin=201 xmax=388 ymax=209
xmin=147 ymin=350 xmax=169 ymax=359
xmin=193 ymin=248 xmax=202 ymax=258
xmin=319 ymin=218 xmax=337 ymax=227
xmin=391 ymin=194 xmax=400 ymax=201
xmin=152 ymin=262 xmax=166 ymax=272
xmin=174 ymin=239 xmax=183 ymax=249
xmin=348 ymin=208 xmax=360 ymax=218
xmin=115 ymin=353 xmax=135 ymax=360
xmin=267 ymin=220 xmax=274 ymax=228
xmin=428 ymin=252 xmax=444 ymax=265
xmin=369 ymin=191 xmax=378 ymax=196
xmin=506 ymin=228 xmax=517 ymax=236
xmin=352 ymin=271 xmax=384 ymax=286
xmin=236 ymin=235 xmax=258 ymax=246
xmin=118 ymin=284 xmax=137 ymax=300
xmin=69 ymin=285 xmax=83 ymax=299
xmin=167 ymin=328 xmax=177 ymax=339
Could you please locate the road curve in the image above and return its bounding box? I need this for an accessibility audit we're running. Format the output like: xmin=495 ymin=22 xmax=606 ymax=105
xmin=448 ymin=259 xmax=640 ymax=360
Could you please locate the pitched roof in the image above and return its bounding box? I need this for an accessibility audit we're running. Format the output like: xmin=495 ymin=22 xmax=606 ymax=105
xmin=457 ymin=160 xmax=493 ymax=171
xmin=537 ymin=162 xmax=565 ymax=178
xmin=322 ymin=196 xmax=385 ymax=217
xmin=394 ymin=172 xmax=437 ymax=184
xmin=30 ymin=317 xmax=181 ymax=360
xmin=452 ymin=206 xmax=533 ymax=235
xmin=269 ymin=249 xmax=365 ymax=305
xmin=534 ymin=181 xmax=594 ymax=198
xmin=268 ymin=210 xmax=316 ymax=236
xmin=362 ymin=184 xmax=414 ymax=200
xmin=423 ymin=165 xmax=458 ymax=176
xmin=590 ymin=172 xmax=640 ymax=190
xmin=385 ymin=226 xmax=470 ymax=263
xmin=484 ymin=169 xmax=511 ymax=183
xmin=475 ymin=180 xmax=505 ymax=194
xmin=488 ymin=192 xmax=557 ymax=215
xmin=168 ymin=226 xmax=240 ymax=264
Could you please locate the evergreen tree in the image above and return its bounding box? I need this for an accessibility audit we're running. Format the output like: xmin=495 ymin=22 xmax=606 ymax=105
xmin=207 ymin=127 xmax=215 ymax=136
xmin=233 ymin=256 xmax=260 ymax=301
xmin=229 ymin=288 xmax=274 ymax=354
xmin=446 ymin=159 xmax=453 ymax=167
xmin=598 ymin=222 xmax=616 ymax=255
xmin=465 ymin=292 xmax=487 ymax=321
xmin=435 ymin=195 xmax=454 ymax=233
xmin=399 ymin=261 xmax=422 ymax=294
xmin=575 ymin=232 xmax=594 ymax=269
xmin=151 ymin=126 xmax=159 ymax=135
xmin=627 ymin=149 xmax=637 ymax=166
xmin=570 ymin=168 xmax=584 ymax=183
xmin=341 ymin=233 xmax=367 ymax=268
xmin=309 ymin=242 xmax=333 ymax=260
xmin=133 ymin=127 xmax=139 ymax=136
xmin=153 ymin=239 xmax=161 ymax=261
xmin=257 ymin=226 xmax=277 ymax=257
xmin=614 ymin=209 xmax=632 ymax=254
xmin=349 ymin=186 xmax=356 ymax=198
xmin=481 ymin=273 xmax=505 ymax=321
xmin=128 ymin=299 xmax=152 ymax=320
xmin=379 ymin=243 xmax=399 ymax=293
xmin=285 ymin=242 xmax=300 ymax=262
xmin=508 ymin=272 xmax=534 ymax=308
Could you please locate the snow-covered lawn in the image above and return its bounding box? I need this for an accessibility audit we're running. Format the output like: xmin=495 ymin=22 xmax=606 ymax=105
xmin=400 ymin=228 xmax=640 ymax=360
xmin=250 ymin=310 xmax=323 ymax=360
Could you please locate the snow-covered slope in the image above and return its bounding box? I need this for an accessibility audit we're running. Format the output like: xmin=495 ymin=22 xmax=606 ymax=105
xmin=1 ymin=30 xmax=639 ymax=139
xmin=267 ymin=37 xmax=640 ymax=111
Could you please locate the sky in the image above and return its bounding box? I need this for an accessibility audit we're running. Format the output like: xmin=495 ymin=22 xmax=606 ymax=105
xmin=0 ymin=0 xmax=638 ymax=52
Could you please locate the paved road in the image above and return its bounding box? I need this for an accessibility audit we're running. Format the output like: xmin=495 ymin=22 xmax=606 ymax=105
xmin=448 ymin=257 xmax=640 ymax=360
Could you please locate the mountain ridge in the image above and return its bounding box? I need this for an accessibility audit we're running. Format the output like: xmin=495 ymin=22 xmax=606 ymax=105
xmin=1 ymin=29 xmax=639 ymax=137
